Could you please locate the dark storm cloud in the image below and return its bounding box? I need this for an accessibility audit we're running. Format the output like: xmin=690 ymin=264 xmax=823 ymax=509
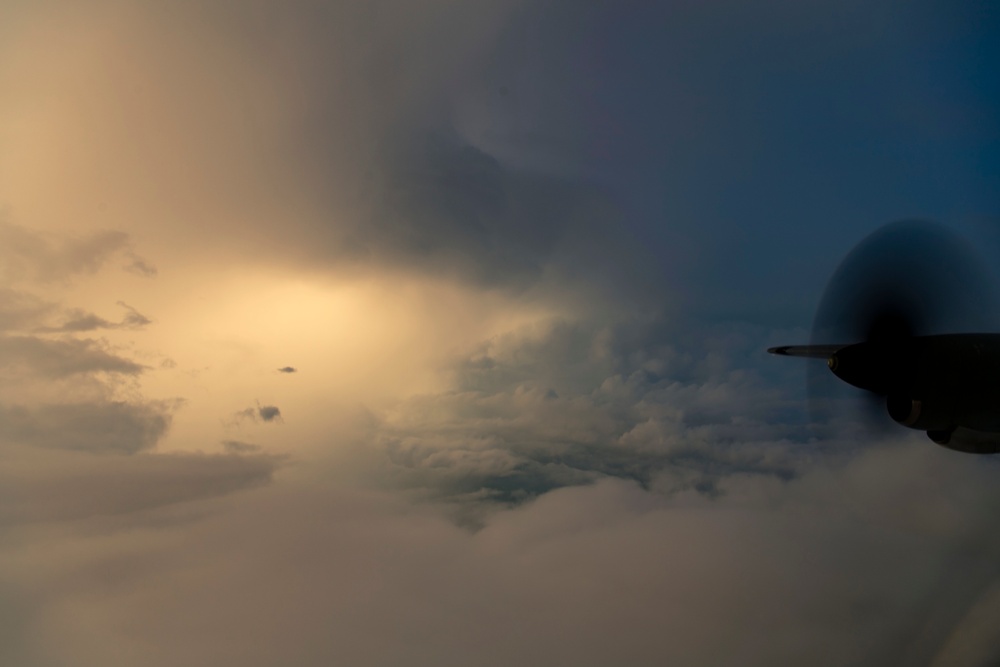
xmin=450 ymin=0 xmax=1000 ymax=323
xmin=338 ymin=135 xmax=627 ymax=290
xmin=205 ymin=0 xmax=1000 ymax=312
xmin=149 ymin=1 xmax=654 ymax=299
xmin=0 ymin=335 xmax=147 ymax=377
xmin=0 ymin=400 xmax=173 ymax=454
xmin=277 ymin=366 xmax=297 ymax=374
xmin=0 ymin=218 xmax=154 ymax=284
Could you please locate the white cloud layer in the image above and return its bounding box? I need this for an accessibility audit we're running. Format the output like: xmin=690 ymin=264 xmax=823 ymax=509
xmin=2 ymin=442 xmax=999 ymax=667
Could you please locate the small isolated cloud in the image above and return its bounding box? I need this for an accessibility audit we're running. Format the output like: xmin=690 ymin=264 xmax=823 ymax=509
xmin=124 ymin=250 xmax=157 ymax=277
xmin=277 ymin=366 xmax=297 ymax=374
xmin=233 ymin=402 xmax=283 ymax=425
xmin=116 ymin=301 xmax=152 ymax=328
xmin=258 ymin=405 xmax=282 ymax=422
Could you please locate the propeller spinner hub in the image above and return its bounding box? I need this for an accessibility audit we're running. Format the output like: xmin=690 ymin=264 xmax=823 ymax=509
xmin=826 ymin=341 xmax=913 ymax=396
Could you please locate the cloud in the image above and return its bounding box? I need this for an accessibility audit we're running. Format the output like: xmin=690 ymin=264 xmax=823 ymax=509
xmin=1 ymin=3 xmax=998 ymax=665
xmin=222 ymin=440 xmax=261 ymax=454
xmin=257 ymin=405 xmax=282 ymax=422
xmin=362 ymin=317 xmax=815 ymax=516
xmin=0 ymin=1 xmax=659 ymax=305
xmin=233 ymin=408 xmax=257 ymax=422
xmin=0 ymin=400 xmax=174 ymax=453
xmin=932 ymin=582 xmax=1000 ymax=666
xmin=277 ymin=366 xmax=297 ymax=374
xmin=0 ymin=335 xmax=147 ymax=377
xmin=3 ymin=443 xmax=999 ymax=666
xmin=116 ymin=301 xmax=152 ymax=328
xmin=0 ymin=288 xmax=54 ymax=332
xmin=233 ymin=403 xmax=283 ymax=425
xmin=124 ymin=251 xmax=158 ymax=277
xmin=33 ymin=301 xmax=151 ymax=333
xmin=35 ymin=310 xmax=114 ymax=333
xmin=334 ymin=135 xmax=594 ymax=289
xmin=0 ymin=218 xmax=154 ymax=284
xmin=0 ymin=449 xmax=282 ymax=525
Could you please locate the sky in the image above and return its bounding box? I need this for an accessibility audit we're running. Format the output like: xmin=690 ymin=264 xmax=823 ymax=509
xmin=1 ymin=1 xmax=1000 ymax=665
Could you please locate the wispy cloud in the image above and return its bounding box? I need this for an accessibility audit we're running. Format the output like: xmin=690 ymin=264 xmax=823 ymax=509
xmin=34 ymin=301 xmax=151 ymax=333
xmin=222 ymin=440 xmax=262 ymax=454
xmin=0 ymin=219 xmax=155 ymax=284
xmin=0 ymin=335 xmax=148 ymax=377
xmin=233 ymin=402 xmax=283 ymax=425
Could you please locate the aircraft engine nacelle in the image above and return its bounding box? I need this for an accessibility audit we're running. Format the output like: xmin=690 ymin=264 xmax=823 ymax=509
xmin=886 ymin=395 xmax=955 ymax=432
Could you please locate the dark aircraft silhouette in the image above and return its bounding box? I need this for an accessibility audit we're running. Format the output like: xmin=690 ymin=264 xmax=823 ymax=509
xmin=768 ymin=220 xmax=1000 ymax=454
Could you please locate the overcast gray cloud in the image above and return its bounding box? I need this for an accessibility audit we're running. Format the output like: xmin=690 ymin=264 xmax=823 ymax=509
xmin=123 ymin=251 xmax=158 ymax=277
